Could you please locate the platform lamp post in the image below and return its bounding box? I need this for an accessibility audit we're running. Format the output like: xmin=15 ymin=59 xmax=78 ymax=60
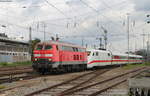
xmin=29 ymin=27 xmax=32 ymax=60
xmin=126 ymin=13 xmax=130 ymax=65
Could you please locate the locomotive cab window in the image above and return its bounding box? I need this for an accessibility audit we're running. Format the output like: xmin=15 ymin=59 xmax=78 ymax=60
xmin=87 ymin=51 xmax=91 ymax=56
xmin=36 ymin=45 xmax=43 ymax=50
xmin=93 ymin=52 xmax=95 ymax=56
xmin=45 ymin=45 xmax=52 ymax=50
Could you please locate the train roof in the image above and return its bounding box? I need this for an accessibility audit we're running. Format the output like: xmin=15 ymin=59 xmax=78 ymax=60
xmin=112 ymin=52 xmax=143 ymax=58
xmin=86 ymin=49 xmax=110 ymax=53
xmin=87 ymin=49 xmax=143 ymax=58
xmin=38 ymin=40 xmax=85 ymax=49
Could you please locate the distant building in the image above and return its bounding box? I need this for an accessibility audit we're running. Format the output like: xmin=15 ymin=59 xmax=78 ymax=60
xmin=0 ymin=33 xmax=30 ymax=62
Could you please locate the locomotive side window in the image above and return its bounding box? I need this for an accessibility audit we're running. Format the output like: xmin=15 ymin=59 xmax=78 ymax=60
xmin=36 ymin=45 xmax=43 ymax=50
xmin=73 ymin=55 xmax=76 ymax=60
xmin=45 ymin=45 xmax=52 ymax=50
xmin=73 ymin=47 xmax=76 ymax=51
xmin=80 ymin=55 xmax=82 ymax=60
xmin=72 ymin=47 xmax=79 ymax=52
xmin=76 ymin=48 xmax=78 ymax=52
xmin=62 ymin=46 xmax=73 ymax=51
xmin=96 ymin=52 xmax=98 ymax=56
xmin=77 ymin=55 xmax=79 ymax=60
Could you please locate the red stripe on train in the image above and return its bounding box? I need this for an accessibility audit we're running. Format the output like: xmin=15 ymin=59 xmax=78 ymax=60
xmin=88 ymin=60 xmax=143 ymax=64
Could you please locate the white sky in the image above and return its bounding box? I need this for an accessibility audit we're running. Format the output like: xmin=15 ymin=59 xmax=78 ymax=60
xmin=0 ymin=0 xmax=150 ymax=53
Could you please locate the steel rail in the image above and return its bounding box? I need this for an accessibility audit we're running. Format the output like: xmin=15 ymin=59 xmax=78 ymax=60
xmin=58 ymin=69 xmax=110 ymax=95
xmin=0 ymin=69 xmax=33 ymax=77
xmin=25 ymin=68 xmax=111 ymax=96
xmin=58 ymin=67 xmax=147 ymax=96
xmin=0 ymin=66 xmax=31 ymax=71
xmin=88 ymin=68 xmax=148 ymax=96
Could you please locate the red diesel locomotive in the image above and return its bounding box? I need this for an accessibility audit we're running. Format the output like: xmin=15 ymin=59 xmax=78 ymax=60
xmin=32 ymin=41 xmax=87 ymax=73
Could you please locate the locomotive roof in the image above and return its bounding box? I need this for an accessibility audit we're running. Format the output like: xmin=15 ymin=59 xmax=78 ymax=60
xmin=87 ymin=49 xmax=110 ymax=53
xmin=38 ymin=40 xmax=85 ymax=49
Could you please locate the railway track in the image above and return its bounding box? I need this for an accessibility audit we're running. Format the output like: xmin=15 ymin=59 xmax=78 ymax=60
xmin=0 ymin=66 xmax=34 ymax=84
xmin=24 ymin=67 xmax=149 ymax=96
xmin=24 ymin=68 xmax=112 ymax=96
xmin=0 ymin=66 xmax=31 ymax=71
xmin=59 ymin=67 xmax=149 ymax=96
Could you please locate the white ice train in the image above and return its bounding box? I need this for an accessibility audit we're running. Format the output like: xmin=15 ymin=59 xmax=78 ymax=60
xmin=87 ymin=49 xmax=143 ymax=68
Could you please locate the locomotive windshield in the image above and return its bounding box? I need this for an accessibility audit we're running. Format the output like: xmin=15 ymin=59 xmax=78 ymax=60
xmin=87 ymin=51 xmax=91 ymax=56
xmin=36 ymin=45 xmax=43 ymax=50
xmin=45 ymin=45 xmax=52 ymax=50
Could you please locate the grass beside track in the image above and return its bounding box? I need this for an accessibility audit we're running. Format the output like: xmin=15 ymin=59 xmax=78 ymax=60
xmin=0 ymin=85 xmax=5 ymax=89
xmin=0 ymin=61 xmax=32 ymax=67
xmin=123 ymin=62 xmax=150 ymax=69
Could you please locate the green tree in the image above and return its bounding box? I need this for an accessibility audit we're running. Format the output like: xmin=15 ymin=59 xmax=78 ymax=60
xmin=135 ymin=49 xmax=147 ymax=60
xmin=31 ymin=38 xmax=41 ymax=57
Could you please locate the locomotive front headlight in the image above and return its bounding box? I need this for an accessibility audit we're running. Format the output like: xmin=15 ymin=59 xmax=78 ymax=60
xmin=45 ymin=54 xmax=53 ymax=57
xmin=34 ymin=58 xmax=38 ymax=61
xmin=48 ymin=58 xmax=52 ymax=61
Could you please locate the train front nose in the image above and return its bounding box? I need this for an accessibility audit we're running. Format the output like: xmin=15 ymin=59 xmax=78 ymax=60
xmin=32 ymin=58 xmax=54 ymax=70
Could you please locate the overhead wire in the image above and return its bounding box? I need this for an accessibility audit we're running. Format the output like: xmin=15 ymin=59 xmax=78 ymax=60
xmin=79 ymin=0 xmax=126 ymax=33
xmin=43 ymin=0 xmax=70 ymax=19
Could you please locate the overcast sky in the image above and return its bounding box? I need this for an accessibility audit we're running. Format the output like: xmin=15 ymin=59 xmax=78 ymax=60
xmin=0 ymin=0 xmax=150 ymax=53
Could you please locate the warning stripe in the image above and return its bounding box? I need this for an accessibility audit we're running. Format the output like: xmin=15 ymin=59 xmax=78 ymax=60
xmin=88 ymin=60 xmax=143 ymax=64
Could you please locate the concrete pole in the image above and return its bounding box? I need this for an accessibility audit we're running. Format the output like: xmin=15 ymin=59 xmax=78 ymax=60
xmin=127 ymin=13 xmax=130 ymax=64
xmin=29 ymin=27 xmax=32 ymax=59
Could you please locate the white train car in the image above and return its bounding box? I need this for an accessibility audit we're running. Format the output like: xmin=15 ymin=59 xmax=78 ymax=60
xmin=111 ymin=53 xmax=143 ymax=65
xmin=87 ymin=49 xmax=143 ymax=68
xmin=87 ymin=49 xmax=112 ymax=68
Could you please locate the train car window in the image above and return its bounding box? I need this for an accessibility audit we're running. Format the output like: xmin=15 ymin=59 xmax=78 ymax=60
xmin=93 ymin=52 xmax=95 ymax=56
xmin=108 ymin=53 xmax=110 ymax=56
xmin=36 ymin=45 xmax=43 ymax=50
xmin=45 ymin=45 xmax=52 ymax=50
xmin=96 ymin=52 xmax=98 ymax=56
